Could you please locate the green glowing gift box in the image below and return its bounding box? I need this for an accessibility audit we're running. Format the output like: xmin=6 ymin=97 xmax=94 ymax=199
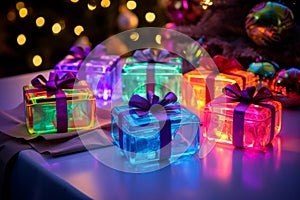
xmin=122 ymin=48 xmax=183 ymax=101
xmin=23 ymin=72 xmax=96 ymax=135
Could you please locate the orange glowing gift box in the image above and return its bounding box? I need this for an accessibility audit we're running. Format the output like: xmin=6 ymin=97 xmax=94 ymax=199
xmin=203 ymin=83 xmax=282 ymax=151
xmin=23 ymin=72 xmax=96 ymax=135
xmin=183 ymin=55 xmax=258 ymax=119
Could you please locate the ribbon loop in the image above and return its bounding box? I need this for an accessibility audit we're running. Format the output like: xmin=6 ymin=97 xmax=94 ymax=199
xmin=133 ymin=48 xmax=172 ymax=63
xmin=223 ymin=83 xmax=273 ymax=103
xmin=129 ymin=92 xmax=178 ymax=117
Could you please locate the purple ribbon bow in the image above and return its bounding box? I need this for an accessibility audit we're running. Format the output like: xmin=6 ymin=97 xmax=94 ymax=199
xmin=132 ymin=48 xmax=175 ymax=94
xmin=220 ymin=83 xmax=275 ymax=148
xmin=118 ymin=92 xmax=179 ymax=160
xmin=30 ymin=72 xmax=77 ymax=132
xmin=128 ymin=91 xmax=179 ymax=116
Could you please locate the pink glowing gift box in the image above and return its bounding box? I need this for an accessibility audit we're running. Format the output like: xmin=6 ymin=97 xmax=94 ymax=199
xmin=203 ymin=83 xmax=282 ymax=150
xmin=183 ymin=55 xmax=258 ymax=120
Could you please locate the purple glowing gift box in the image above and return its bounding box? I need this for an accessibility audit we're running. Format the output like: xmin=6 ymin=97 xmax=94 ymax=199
xmin=54 ymin=45 xmax=91 ymax=77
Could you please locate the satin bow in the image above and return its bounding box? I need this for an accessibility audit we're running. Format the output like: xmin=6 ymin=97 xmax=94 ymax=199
xmin=133 ymin=48 xmax=172 ymax=63
xmin=200 ymin=55 xmax=243 ymax=73
xmin=31 ymin=72 xmax=76 ymax=96
xmin=128 ymin=92 xmax=179 ymax=117
xmin=223 ymin=83 xmax=274 ymax=103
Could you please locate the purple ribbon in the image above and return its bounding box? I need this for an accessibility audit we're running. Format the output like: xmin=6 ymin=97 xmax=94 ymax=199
xmin=27 ymin=72 xmax=76 ymax=133
xmin=219 ymin=83 xmax=275 ymax=148
xmin=118 ymin=92 xmax=180 ymax=160
xmin=132 ymin=48 xmax=177 ymax=94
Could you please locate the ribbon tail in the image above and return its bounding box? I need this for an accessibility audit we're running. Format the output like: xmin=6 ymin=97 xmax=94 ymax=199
xmin=56 ymin=89 xmax=68 ymax=132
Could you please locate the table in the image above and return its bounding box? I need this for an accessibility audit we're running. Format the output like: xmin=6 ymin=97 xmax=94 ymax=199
xmin=1 ymin=71 xmax=300 ymax=200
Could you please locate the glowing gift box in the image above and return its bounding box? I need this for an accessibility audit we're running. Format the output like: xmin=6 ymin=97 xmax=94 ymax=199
xmin=54 ymin=45 xmax=91 ymax=77
xmin=203 ymin=84 xmax=282 ymax=150
xmin=111 ymin=92 xmax=200 ymax=164
xmin=122 ymin=48 xmax=183 ymax=101
xmin=23 ymin=72 xmax=96 ymax=135
xmin=183 ymin=55 xmax=258 ymax=119
xmin=84 ymin=54 xmax=120 ymax=101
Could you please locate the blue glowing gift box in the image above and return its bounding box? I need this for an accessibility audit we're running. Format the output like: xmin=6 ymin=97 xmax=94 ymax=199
xmin=54 ymin=45 xmax=91 ymax=77
xmin=111 ymin=92 xmax=200 ymax=164
xmin=122 ymin=48 xmax=183 ymax=101
xmin=23 ymin=72 xmax=96 ymax=135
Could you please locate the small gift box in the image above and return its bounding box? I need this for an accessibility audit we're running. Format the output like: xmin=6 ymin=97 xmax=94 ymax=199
xmin=23 ymin=72 xmax=96 ymax=135
xmin=84 ymin=53 xmax=120 ymax=100
xmin=111 ymin=92 xmax=200 ymax=164
xmin=183 ymin=55 xmax=258 ymax=119
xmin=54 ymin=45 xmax=91 ymax=77
xmin=122 ymin=48 xmax=183 ymax=101
xmin=203 ymin=83 xmax=282 ymax=150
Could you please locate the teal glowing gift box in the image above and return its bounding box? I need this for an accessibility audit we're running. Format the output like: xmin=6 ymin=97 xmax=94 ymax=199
xmin=111 ymin=92 xmax=200 ymax=164
xmin=23 ymin=72 xmax=96 ymax=135
xmin=122 ymin=48 xmax=183 ymax=101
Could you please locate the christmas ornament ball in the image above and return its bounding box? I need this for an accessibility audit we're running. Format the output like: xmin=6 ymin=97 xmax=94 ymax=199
xmin=245 ymin=1 xmax=294 ymax=46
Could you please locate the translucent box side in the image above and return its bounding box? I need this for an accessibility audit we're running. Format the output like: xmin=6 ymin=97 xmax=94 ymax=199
xmin=182 ymin=69 xmax=258 ymax=120
xmin=24 ymin=81 xmax=96 ymax=135
xmin=85 ymin=56 xmax=120 ymax=100
xmin=122 ymin=59 xmax=182 ymax=102
xmin=203 ymin=100 xmax=282 ymax=150
xmin=111 ymin=104 xmax=200 ymax=164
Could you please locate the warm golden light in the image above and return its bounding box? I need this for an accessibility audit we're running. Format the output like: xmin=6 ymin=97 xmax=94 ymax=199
xmin=59 ymin=20 xmax=66 ymax=30
xmin=155 ymin=34 xmax=161 ymax=44
xmin=7 ymin=10 xmax=17 ymax=22
xmin=52 ymin=23 xmax=62 ymax=34
xmin=100 ymin=0 xmax=110 ymax=8
xmin=127 ymin=1 xmax=137 ymax=10
xmin=19 ymin=8 xmax=28 ymax=18
xmin=16 ymin=2 xmax=25 ymax=10
xmin=145 ymin=12 xmax=155 ymax=23
xmin=36 ymin=17 xmax=45 ymax=27
xmin=74 ymin=25 xmax=84 ymax=36
xmin=87 ymin=2 xmax=97 ymax=10
xmin=70 ymin=0 xmax=79 ymax=3
xmin=17 ymin=34 xmax=26 ymax=45
xmin=129 ymin=32 xmax=139 ymax=41
xmin=32 ymin=55 xmax=42 ymax=67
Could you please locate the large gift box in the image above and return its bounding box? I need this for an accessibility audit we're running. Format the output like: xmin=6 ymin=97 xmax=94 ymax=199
xmin=111 ymin=92 xmax=200 ymax=164
xmin=23 ymin=72 xmax=96 ymax=135
xmin=122 ymin=48 xmax=183 ymax=101
xmin=203 ymin=83 xmax=282 ymax=150
xmin=183 ymin=55 xmax=258 ymax=119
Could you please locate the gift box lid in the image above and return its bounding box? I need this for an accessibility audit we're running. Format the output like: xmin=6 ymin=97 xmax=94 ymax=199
xmin=112 ymin=103 xmax=199 ymax=135
xmin=24 ymin=80 xmax=95 ymax=105
xmin=123 ymin=56 xmax=182 ymax=74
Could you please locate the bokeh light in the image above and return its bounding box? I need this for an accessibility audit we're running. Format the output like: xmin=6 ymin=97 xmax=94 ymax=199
xmin=74 ymin=25 xmax=84 ymax=36
xmin=145 ymin=12 xmax=155 ymax=23
xmin=16 ymin=2 xmax=25 ymax=10
xmin=52 ymin=23 xmax=62 ymax=34
xmin=100 ymin=0 xmax=110 ymax=8
xmin=19 ymin=7 xmax=28 ymax=18
xmin=36 ymin=17 xmax=45 ymax=27
xmin=32 ymin=55 xmax=42 ymax=67
xmin=127 ymin=1 xmax=137 ymax=10
xmin=17 ymin=34 xmax=26 ymax=45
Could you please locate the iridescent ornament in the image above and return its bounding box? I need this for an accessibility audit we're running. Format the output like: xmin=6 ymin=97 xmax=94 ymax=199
xmin=273 ymin=68 xmax=300 ymax=108
xmin=245 ymin=1 xmax=294 ymax=46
